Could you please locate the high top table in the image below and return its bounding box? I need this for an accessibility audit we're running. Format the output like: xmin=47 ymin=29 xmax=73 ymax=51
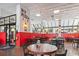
xmin=27 ymin=43 xmax=57 ymax=56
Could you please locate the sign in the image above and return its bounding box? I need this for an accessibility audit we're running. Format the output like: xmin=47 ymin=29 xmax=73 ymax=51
xmin=0 ymin=18 xmax=4 ymax=25
xmin=10 ymin=16 xmax=16 ymax=23
xmin=5 ymin=17 xmax=9 ymax=24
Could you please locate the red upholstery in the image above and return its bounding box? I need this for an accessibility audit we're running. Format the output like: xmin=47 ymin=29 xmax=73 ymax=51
xmin=62 ymin=33 xmax=79 ymax=40
xmin=16 ymin=32 xmax=57 ymax=46
xmin=16 ymin=32 xmax=79 ymax=47
xmin=0 ymin=32 xmax=6 ymax=46
xmin=62 ymin=33 xmax=79 ymax=39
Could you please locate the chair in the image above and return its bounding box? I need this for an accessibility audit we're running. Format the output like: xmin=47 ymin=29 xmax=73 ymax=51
xmin=26 ymin=39 xmax=33 ymax=46
xmin=23 ymin=45 xmax=34 ymax=56
xmin=50 ymin=40 xmax=57 ymax=46
xmin=55 ymin=49 xmax=67 ymax=56
xmin=32 ymin=39 xmax=37 ymax=44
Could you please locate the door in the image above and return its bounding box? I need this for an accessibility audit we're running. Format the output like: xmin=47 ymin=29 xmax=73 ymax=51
xmin=5 ymin=25 xmax=10 ymax=45
xmin=4 ymin=24 xmax=16 ymax=46
xmin=9 ymin=25 xmax=16 ymax=46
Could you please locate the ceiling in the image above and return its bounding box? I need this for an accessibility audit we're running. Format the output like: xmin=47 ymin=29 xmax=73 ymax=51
xmin=1 ymin=3 xmax=79 ymax=19
xmin=21 ymin=3 xmax=68 ymax=10
xmin=20 ymin=3 xmax=79 ymax=32
xmin=0 ymin=3 xmax=17 ymax=17
xmin=21 ymin=3 xmax=79 ymax=20
xmin=21 ymin=3 xmax=79 ymax=26
xmin=0 ymin=3 xmax=79 ymax=27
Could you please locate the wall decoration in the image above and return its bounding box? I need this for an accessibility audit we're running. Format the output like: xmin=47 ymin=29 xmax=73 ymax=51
xmin=21 ymin=8 xmax=30 ymax=32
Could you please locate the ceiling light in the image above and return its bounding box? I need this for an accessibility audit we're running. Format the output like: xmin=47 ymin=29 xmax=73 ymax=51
xmin=36 ymin=14 xmax=41 ymax=16
xmin=56 ymin=19 xmax=59 ymax=20
xmin=74 ymin=16 xmax=79 ymax=19
xmin=54 ymin=10 xmax=60 ymax=14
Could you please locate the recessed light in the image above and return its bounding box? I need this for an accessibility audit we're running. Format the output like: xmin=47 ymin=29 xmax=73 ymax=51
xmin=54 ymin=10 xmax=60 ymax=14
xmin=56 ymin=19 xmax=59 ymax=20
xmin=74 ymin=16 xmax=79 ymax=19
xmin=36 ymin=14 xmax=41 ymax=16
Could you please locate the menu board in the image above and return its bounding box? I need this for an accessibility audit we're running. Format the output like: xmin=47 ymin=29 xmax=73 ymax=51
xmin=5 ymin=17 xmax=9 ymax=24
xmin=0 ymin=18 xmax=4 ymax=25
xmin=10 ymin=16 xmax=16 ymax=23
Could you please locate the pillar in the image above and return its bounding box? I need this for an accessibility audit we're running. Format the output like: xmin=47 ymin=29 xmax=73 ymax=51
xmin=16 ymin=4 xmax=21 ymax=46
xmin=16 ymin=4 xmax=21 ymax=32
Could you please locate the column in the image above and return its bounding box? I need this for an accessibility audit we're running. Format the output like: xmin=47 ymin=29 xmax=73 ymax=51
xmin=16 ymin=4 xmax=21 ymax=32
xmin=16 ymin=4 xmax=21 ymax=46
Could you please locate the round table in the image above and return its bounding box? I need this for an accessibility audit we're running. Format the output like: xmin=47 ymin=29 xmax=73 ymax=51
xmin=27 ymin=43 xmax=57 ymax=56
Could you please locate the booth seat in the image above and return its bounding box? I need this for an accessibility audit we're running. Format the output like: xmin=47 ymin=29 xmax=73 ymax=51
xmin=0 ymin=32 xmax=6 ymax=46
xmin=62 ymin=33 xmax=79 ymax=41
xmin=16 ymin=32 xmax=57 ymax=47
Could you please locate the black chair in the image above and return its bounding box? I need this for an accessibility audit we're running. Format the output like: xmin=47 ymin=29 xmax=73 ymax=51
xmin=31 ymin=39 xmax=37 ymax=44
xmin=50 ymin=40 xmax=57 ymax=46
xmin=55 ymin=49 xmax=67 ymax=56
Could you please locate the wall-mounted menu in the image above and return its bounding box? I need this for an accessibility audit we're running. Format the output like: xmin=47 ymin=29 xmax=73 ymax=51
xmin=0 ymin=18 xmax=4 ymax=25
xmin=4 ymin=17 xmax=9 ymax=24
xmin=10 ymin=16 xmax=16 ymax=23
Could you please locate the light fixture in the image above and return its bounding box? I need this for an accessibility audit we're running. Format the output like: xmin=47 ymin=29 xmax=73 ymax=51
xmin=11 ymin=28 xmax=15 ymax=31
xmin=55 ymin=19 xmax=59 ymax=20
xmin=53 ymin=10 xmax=60 ymax=14
xmin=74 ymin=16 xmax=79 ymax=19
xmin=36 ymin=14 xmax=41 ymax=17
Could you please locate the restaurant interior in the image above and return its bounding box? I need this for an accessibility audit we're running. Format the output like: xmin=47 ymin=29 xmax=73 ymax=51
xmin=0 ymin=3 xmax=79 ymax=56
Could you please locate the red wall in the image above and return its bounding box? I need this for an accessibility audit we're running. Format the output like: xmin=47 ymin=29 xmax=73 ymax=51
xmin=0 ymin=32 xmax=6 ymax=46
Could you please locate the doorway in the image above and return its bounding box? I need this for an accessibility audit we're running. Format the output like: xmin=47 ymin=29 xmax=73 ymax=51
xmin=0 ymin=14 xmax=16 ymax=46
xmin=4 ymin=24 xmax=16 ymax=46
